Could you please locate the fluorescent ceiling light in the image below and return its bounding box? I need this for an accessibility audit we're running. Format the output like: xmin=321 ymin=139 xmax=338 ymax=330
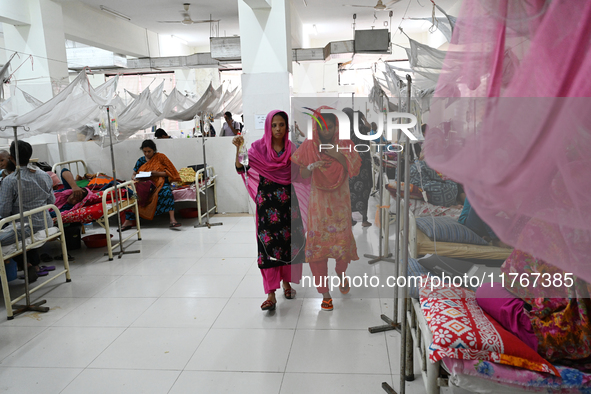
xmin=100 ymin=5 xmax=131 ymax=21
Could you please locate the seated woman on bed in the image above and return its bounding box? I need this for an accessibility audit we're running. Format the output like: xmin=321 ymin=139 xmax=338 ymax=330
xmin=477 ymin=250 xmax=591 ymax=370
xmin=121 ymin=140 xmax=181 ymax=230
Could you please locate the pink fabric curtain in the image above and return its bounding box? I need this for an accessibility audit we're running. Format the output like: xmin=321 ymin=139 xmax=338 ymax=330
xmin=424 ymin=0 xmax=591 ymax=283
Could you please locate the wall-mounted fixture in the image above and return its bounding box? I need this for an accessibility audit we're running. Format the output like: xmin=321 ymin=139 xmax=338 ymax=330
xmin=100 ymin=5 xmax=131 ymax=21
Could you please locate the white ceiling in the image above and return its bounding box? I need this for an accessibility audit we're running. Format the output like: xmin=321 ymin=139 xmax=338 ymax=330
xmin=62 ymin=0 xmax=459 ymax=50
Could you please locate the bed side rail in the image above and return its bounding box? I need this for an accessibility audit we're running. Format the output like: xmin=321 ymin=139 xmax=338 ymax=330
xmin=51 ymin=159 xmax=88 ymax=177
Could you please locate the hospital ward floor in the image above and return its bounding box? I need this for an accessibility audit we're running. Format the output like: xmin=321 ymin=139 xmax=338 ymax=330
xmin=0 ymin=205 xmax=472 ymax=393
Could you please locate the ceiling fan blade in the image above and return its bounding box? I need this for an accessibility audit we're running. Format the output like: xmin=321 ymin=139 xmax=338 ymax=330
xmin=384 ymin=0 xmax=401 ymax=8
xmin=157 ymin=20 xmax=183 ymax=23
xmin=191 ymin=19 xmax=221 ymax=23
xmin=342 ymin=4 xmax=377 ymax=8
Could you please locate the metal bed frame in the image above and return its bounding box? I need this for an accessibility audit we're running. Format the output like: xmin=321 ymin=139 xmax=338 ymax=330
xmin=0 ymin=205 xmax=71 ymax=319
xmin=51 ymin=160 xmax=142 ymax=260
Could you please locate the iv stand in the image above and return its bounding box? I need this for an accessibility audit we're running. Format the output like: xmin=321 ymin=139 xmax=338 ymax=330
xmin=368 ymin=82 xmax=405 ymax=335
xmin=380 ymin=74 xmax=414 ymax=394
xmin=364 ymin=93 xmax=395 ymax=265
xmin=102 ymin=106 xmax=140 ymax=258
xmin=195 ymin=113 xmax=222 ymax=229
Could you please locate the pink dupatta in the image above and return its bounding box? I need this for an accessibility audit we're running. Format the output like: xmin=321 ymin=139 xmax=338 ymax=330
xmin=240 ymin=110 xmax=310 ymax=230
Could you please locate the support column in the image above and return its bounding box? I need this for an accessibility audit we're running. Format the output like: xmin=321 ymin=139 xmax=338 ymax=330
xmin=238 ymin=0 xmax=292 ymax=140
xmin=2 ymin=0 xmax=69 ymax=106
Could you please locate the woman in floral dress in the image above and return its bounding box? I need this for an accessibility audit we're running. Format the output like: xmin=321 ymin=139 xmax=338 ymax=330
xmin=234 ymin=110 xmax=306 ymax=311
xmin=292 ymin=108 xmax=361 ymax=311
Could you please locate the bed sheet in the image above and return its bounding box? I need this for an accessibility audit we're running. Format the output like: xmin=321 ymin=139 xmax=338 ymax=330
xmin=172 ymin=185 xmax=197 ymax=202
xmin=387 ymin=186 xmax=462 ymax=219
xmin=59 ymin=188 xmax=133 ymax=224
xmin=1 ymin=227 xmax=60 ymax=256
xmin=416 ymin=228 xmax=513 ymax=260
xmin=60 ymin=196 xmax=134 ymax=224
xmin=443 ymin=358 xmax=591 ymax=394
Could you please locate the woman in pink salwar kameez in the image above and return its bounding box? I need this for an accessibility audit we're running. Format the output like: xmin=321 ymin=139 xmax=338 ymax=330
xmin=234 ymin=110 xmax=306 ymax=312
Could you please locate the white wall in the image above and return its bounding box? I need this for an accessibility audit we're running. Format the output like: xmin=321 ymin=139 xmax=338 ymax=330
xmin=31 ymin=137 xmax=249 ymax=214
xmin=2 ymin=0 xmax=70 ymax=101
xmin=238 ymin=0 xmax=292 ymax=74
xmin=159 ymin=35 xmax=192 ymax=57
xmin=60 ymin=1 xmax=160 ymax=58
xmin=290 ymin=1 xmax=304 ymax=49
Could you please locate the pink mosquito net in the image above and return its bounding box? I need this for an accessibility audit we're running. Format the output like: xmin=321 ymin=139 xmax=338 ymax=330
xmin=424 ymin=0 xmax=591 ymax=283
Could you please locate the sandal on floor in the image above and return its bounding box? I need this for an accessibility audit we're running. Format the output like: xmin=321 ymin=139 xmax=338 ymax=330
xmin=38 ymin=265 xmax=56 ymax=273
xmin=19 ymin=268 xmax=46 ymax=279
xmin=19 ymin=267 xmax=38 ymax=282
xmin=339 ymin=278 xmax=351 ymax=295
xmin=261 ymin=300 xmax=277 ymax=311
xmin=118 ymin=225 xmax=133 ymax=232
xmin=283 ymin=287 xmax=296 ymax=299
xmin=321 ymin=298 xmax=333 ymax=311
xmin=169 ymin=222 xmax=182 ymax=230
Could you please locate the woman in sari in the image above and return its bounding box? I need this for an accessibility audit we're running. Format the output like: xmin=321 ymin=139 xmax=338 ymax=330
xmin=292 ymin=109 xmax=362 ymax=311
xmin=121 ymin=140 xmax=181 ymax=230
xmin=233 ymin=110 xmax=306 ymax=311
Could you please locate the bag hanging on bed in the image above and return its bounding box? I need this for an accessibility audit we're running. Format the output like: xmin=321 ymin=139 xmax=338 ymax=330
xmin=135 ymin=180 xmax=155 ymax=207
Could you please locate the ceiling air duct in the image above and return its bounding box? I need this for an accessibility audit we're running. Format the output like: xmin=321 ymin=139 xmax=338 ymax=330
xmin=210 ymin=37 xmax=241 ymax=62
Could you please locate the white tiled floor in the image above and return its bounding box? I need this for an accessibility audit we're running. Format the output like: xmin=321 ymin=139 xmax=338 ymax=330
xmin=0 ymin=211 xmax=469 ymax=393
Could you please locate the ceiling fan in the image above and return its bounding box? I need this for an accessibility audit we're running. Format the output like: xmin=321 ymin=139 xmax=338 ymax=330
xmin=157 ymin=3 xmax=219 ymax=25
xmin=343 ymin=0 xmax=401 ymax=11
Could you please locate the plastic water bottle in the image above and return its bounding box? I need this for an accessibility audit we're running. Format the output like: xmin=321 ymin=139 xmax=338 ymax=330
xmin=83 ymin=222 xmax=93 ymax=234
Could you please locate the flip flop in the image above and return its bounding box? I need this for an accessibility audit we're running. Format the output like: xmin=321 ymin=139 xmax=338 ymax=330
xmin=118 ymin=225 xmax=133 ymax=232
xmin=339 ymin=278 xmax=351 ymax=295
xmin=19 ymin=270 xmax=47 ymax=279
xmin=283 ymin=288 xmax=296 ymax=299
xmin=261 ymin=300 xmax=276 ymax=311
xmin=38 ymin=265 xmax=56 ymax=273
xmin=169 ymin=222 xmax=182 ymax=231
